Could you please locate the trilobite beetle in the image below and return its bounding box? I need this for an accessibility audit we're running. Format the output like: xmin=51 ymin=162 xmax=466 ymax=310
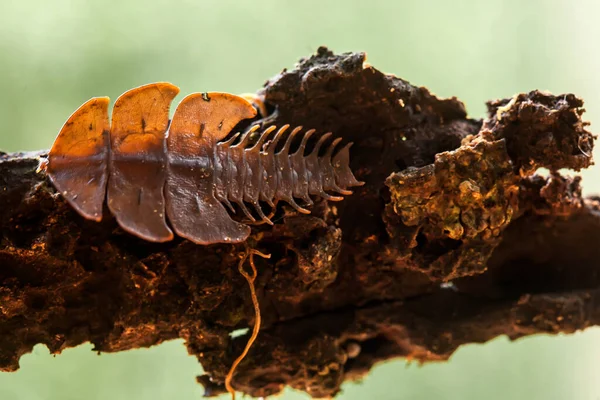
xmin=41 ymin=82 xmax=363 ymax=243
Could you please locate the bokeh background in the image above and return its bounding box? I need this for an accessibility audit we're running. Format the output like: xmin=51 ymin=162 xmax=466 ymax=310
xmin=2 ymin=0 xmax=600 ymax=399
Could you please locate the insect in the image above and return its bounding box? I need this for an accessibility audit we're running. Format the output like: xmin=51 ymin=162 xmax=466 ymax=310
xmin=41 ymin=82 xmax=363 ymax=243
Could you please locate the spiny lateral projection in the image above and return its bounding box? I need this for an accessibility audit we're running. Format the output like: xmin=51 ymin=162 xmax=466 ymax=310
xmin=43 ymin=82 xmax=363 ymax=244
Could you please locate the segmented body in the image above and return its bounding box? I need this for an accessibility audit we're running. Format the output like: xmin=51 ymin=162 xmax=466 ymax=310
xmin=44 ymin=82 xmax=363 ymax=244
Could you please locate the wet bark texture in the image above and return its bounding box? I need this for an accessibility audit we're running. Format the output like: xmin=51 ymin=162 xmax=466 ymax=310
xmin=1 ymin=47 xmax=599 ymax=398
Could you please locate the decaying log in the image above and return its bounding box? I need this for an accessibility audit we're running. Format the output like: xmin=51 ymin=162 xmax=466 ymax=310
xmin=1 ymin=47 xmax=598 ymax=398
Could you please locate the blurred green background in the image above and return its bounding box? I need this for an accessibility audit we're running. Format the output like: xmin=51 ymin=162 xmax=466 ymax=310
xmin=1 ymin=0 xmax=600 ymax=399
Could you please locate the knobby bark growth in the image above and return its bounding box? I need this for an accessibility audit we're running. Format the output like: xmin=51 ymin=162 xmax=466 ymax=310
xmin=1 ymin=47 xmax=598 ymax=398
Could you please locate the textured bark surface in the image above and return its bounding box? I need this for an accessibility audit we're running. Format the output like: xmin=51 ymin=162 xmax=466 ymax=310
xmin=0 ymin=47 xmax=598 ymax=398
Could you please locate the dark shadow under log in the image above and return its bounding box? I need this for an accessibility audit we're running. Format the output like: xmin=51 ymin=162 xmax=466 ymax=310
xmin=0 ymin=47 xmax=598 ymax=398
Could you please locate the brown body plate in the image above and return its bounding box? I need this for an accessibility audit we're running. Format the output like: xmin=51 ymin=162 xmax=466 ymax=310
xmin=47 ymin=97 xmax=110 ymax=221
xmin=166 ymin=93 xmax=256 ymax=244
xmin=107 ymin=83 xmax=179 ymax=242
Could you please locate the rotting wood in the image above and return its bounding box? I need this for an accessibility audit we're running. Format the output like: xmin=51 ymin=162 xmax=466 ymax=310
xmin=1 ymin=47 xmax=598 ymax=398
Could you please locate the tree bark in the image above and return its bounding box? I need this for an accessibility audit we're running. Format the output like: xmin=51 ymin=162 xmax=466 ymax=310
xmin=1 ymin=47 xmax=598 ymax=398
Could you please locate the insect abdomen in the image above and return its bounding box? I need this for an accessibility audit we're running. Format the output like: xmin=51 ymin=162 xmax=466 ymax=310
xmin=215 ymin=125 xmax=362 ymax=225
